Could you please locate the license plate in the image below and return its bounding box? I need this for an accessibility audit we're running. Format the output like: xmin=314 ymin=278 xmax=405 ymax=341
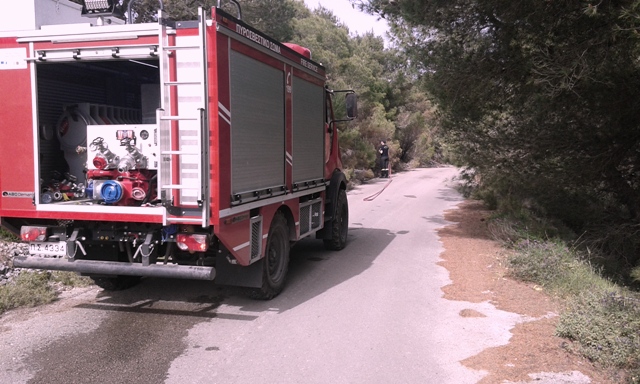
xmin=29 ymin=241 xmax=67 ymax=257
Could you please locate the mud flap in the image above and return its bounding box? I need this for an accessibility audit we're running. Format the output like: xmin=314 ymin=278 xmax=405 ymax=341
xmin=214 ymin=252 xmax=264 ymax=288
xmin=317 ymin=170 xmax=347 ymax=240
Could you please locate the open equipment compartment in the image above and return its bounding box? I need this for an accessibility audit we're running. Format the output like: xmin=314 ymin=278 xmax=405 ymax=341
xmin=34 ymin=58 xmax=161 ymax=207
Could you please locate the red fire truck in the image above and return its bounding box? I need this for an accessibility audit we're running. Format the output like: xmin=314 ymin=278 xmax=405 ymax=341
xmin=0 ymin=0 xmax=356 ymax=299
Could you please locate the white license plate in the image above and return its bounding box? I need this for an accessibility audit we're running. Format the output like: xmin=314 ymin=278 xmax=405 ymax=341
xmin=29 ymin=241 xmax=67 ymax=256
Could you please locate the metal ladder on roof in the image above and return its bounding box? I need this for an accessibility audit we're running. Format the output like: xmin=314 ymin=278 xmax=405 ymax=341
xmin=157 ymin=8 xmax=210 ymax=227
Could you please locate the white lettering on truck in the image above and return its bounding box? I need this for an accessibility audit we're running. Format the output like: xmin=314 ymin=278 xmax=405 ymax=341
xmin=236 ymin=25 xmax=281 ymax=55
xmin=2 ymin=191 xmax=34 ymax=198
xmin=301 ymin=58 xmax=318 ymax=73
xmin=0 ymin=48 xmax=27 ymax=70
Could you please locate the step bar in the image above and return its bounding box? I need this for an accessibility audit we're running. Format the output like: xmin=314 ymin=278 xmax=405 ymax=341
xmin=13 ymin=256 xmax=216 ymax=281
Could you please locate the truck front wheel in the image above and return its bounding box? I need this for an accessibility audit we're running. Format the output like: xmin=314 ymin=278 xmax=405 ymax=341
xmin=324 ymin=188 xmax=348 ymax=250
xmin=251 ymin=213 xmax=290 ymax=300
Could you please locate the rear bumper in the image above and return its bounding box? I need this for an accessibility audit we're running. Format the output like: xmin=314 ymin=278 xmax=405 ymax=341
xmin=12 ymin=256 xmax=216 ymax=281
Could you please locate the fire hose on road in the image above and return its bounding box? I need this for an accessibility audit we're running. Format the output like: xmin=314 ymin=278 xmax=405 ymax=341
xmin=363 ymin=168 xmax=393 ymax=201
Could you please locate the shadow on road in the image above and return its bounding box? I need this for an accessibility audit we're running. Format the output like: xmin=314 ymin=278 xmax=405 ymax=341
xmin=247 ymin=226 xmax=394 ymax=313
xmin=438 ymin=187 xmax=465 ymax=202
xmin=72 ymin=226 xmax=394 ymax=319
xmin=75 ymin=169 xmax=463 ymax=319
xmin=421 ymin=186 xmax=465 ymax=227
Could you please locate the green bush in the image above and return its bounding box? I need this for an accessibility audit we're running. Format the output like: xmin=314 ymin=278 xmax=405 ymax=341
xmin=557 ymin=290 xmax=640 ymax=376
xmin=507 ymin=240 xmax=572 ymax=285
xmin=0 ymin=227 xmax=18 ymax=241
xmin=507 ymin=239 xmax=614 ymax=297
xmin=0 ymin=272 xmax=57 ymax=314
xmin=51 ymin=271 xmax=93 ymax=287
xmin=632 ymin=267 xmax=640 ymax=284
xmin=0 ymin=271 xmax=92 ymax=315
xmin=493 ymin=209 xmax=639 ymax=381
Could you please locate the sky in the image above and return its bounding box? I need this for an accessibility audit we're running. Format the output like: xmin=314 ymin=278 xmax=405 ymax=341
xmin=302 ymin=0 xmax=389 ymax=39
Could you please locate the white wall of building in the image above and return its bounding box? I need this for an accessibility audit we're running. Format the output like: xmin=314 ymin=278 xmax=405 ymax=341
xmin=0 ymin=0 xmax=123 ymax=32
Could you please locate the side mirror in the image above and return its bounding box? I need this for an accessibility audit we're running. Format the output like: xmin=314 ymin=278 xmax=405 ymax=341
xmin=346 ymin=93 xmax=358 ymax=120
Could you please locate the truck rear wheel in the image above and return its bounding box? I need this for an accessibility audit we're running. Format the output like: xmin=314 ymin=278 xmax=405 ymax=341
xmin=91 ymin=275 xmax=141 ymax=291
xmin=251 ymin=213 xmax=290 ymax=300
xmin=324 ymin=189 xmax=349 ymax=250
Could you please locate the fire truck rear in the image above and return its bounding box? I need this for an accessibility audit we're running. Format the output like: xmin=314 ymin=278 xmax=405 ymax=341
xmin=0 ymin=0 xmax=356 ymax=298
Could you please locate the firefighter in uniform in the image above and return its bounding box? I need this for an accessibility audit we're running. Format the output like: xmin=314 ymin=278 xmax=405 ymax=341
xmin=379 ymin=140 xmax=389 ymax=178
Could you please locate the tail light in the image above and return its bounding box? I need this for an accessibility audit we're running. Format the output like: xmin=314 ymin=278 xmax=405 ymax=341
xmin=20 ymin=226 xmax=48 ymax=242
xmin=176 ymin=233 xmax=209 ymax=252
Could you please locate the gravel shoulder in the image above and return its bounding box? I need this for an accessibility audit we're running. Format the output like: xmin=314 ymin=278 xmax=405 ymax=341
xmin=0 ymin=242 xmax=26 ymax=285
xmin=439 ymin=200 xmax=612 ymax=383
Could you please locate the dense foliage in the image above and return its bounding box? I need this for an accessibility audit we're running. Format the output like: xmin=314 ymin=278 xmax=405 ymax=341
xmin=357 ymin=0 xmax=640 ymax=279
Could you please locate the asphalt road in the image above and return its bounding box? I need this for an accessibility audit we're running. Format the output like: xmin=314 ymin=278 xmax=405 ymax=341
xmin=0 ymin=167 xmax=523 ymax=384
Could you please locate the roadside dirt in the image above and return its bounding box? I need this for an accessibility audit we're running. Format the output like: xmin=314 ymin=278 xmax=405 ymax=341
xmin=438 ymin=200 xmax=613 ymax=384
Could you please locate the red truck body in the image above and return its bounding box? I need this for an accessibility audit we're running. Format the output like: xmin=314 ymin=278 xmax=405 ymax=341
xmin=0 ymin=4 xmax=354 ymax=298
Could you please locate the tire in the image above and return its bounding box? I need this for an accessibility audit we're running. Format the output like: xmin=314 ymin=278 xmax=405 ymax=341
xmin=91 ymin=275 xmax=141 ymax=291
xmin=251 ymin=213 xmax=290 ymax=300
xmin=324 ymin=188 xmax=349 ymax=250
